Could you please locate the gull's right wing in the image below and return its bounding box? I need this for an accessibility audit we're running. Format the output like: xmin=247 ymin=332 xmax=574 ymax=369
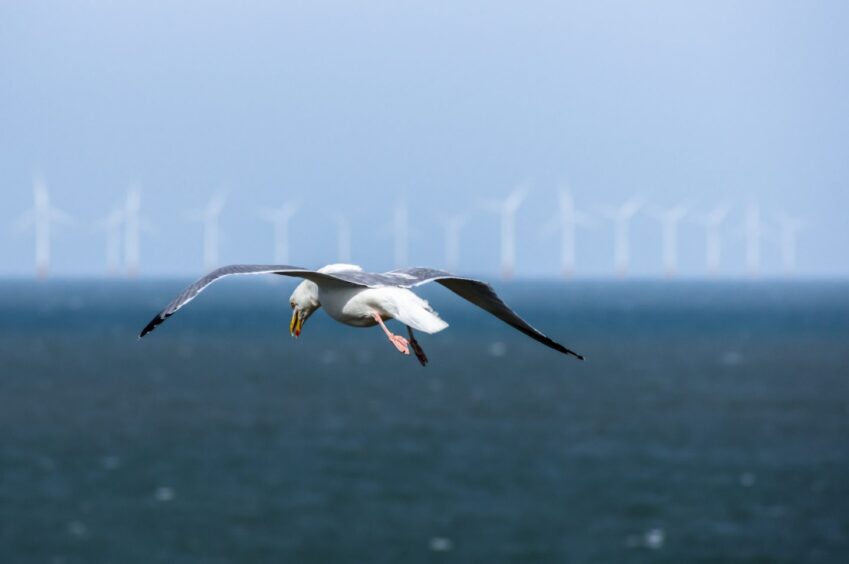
xmin=138 ymin=264 xmax=363 ymax=338
xmin=385 ymin=267 xmax=585 ymax=360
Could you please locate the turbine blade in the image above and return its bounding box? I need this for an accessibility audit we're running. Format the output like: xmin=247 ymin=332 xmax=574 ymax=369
xmin=50 ymin=207 xmax=74 ymax=226
xmin=504 ymin=184 xmax=529 ymax=211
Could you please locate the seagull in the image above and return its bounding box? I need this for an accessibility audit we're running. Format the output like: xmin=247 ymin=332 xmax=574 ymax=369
xmin=139 ymin=263 xmax=584 ymax=365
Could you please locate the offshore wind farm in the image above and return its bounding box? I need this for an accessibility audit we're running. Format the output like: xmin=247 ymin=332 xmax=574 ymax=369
xmin=5 ymin=177 xmax=818 ymax=281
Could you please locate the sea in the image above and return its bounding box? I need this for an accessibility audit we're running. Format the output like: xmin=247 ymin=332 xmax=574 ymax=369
xmin=0 ymin=278 xmax=847 ymax=563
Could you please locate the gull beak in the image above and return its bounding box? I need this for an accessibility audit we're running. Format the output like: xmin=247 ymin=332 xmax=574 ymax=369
xmin=290 ymin=309 xmax=303 ymax=338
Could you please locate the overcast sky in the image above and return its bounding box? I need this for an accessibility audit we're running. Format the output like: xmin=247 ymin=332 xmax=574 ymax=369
xmin=1 ymin=1 xmax=847 ymax=278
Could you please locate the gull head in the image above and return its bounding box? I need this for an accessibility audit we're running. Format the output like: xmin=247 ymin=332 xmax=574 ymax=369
xmin=289 ymin=280 xmax=320 ymax=337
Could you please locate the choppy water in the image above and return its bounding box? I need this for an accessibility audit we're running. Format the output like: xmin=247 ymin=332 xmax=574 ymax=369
xmin=1 ymin=279 xmax=848 ymax=563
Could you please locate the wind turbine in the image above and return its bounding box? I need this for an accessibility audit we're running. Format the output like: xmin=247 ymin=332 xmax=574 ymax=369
xmin=121 ymin=186 xmax=156 ymax=277
xmin=124 ymin=188 xmax=142 ymax=277
xmin=94 ymin=206 xmax=124 ymax=276
xmin=745 ymin=201 xmax=764 ymax=278
xmin=259 ymin=203 xmax=298 ymax=264
xmin=697 ymin=204 xmax=730 ymax=277
xmin=774 ymin=212 xmax=804 ymax=276
xmin=14 ymin=177 xmax=72 ymax=279
xmin=485 ymin=185 xmax=528 ymax=280
xmin=189 ymin=194 xmax=226 ymax=271
xmin=440 ymin=213 xmax=468 ymax=272
xmin=392 ymin=202 xmax=409 ymax=268
xmin=648 ymin=204 xmax=688 ymax=278
xmin=332 ymin=212 xmax=352 ymax=264
xmin=541 ymin=189 xmax=591 ymax=279
xmin=602 ymin=197 xmax=642 ymax=277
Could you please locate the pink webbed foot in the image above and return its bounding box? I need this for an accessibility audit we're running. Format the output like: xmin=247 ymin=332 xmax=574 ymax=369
xmin=389 ymin=334 xmax=411 ymax=355
xmin=372 ymin=312 xmax=411 ymax=356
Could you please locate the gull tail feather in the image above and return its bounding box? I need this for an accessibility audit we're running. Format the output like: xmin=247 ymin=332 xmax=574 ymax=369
xmin=394 ymin=296 xmax=449 ymax=335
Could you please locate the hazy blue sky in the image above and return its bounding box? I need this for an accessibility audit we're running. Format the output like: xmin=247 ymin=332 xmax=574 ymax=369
xmin=1 ymin=1 xmax=847 ymax=277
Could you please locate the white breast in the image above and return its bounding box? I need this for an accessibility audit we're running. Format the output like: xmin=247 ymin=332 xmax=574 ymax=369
xmin=318 ymin=287 xmax=380 ymax=327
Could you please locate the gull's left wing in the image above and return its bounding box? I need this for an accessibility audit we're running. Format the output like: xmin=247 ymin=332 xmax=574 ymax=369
xmin=383 ymin=267 xmax=584 ymax=360
xmin=138 ymin=264 xmax=364 ymax=338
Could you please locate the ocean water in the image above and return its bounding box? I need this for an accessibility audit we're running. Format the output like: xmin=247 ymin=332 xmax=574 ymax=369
xmin=0 ymin=279 xmax=847 ymax=563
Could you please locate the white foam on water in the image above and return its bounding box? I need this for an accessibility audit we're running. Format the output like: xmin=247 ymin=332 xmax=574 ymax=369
xmin=429 ymin=537 xmax=453 ymax=552
xmin=154 ymin=486 xmax=175 ymax=502
xmin=488 ymin=341 xmax=506 ymax=357
xmin=644 ymin=528 xmax=665 ymax=550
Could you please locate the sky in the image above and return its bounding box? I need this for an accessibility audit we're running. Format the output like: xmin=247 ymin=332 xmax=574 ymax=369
xmin=1 ymin=1 xmax=847 ymax=278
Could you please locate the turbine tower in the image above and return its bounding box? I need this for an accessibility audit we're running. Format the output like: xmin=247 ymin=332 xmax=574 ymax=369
xmin=441 ymin=213 xmax=467 ymax=272
xmin=392 ymin=202 xmax=409 ymax=268
xmin=649 ymin=204 xmax=688 ymax=278
xmin=542 ymin=189 xmax=591 ymax=279
xmin=33 ymin=180 xmax=52 ymax=279
xmin=259 ymin=203 xmax=298 ymax=264
xmin=190 ymin=194 xmax=226 ymax=271
xmin=124 ymin=188 xmax=142 ymax=277
xmin=745 ymin=201 xmax=763 ymax=278
xmin=602 ymin=197 xmax=642 ymax=277
xmin=95 ymin=206 xmax=124 ymax=276
xmin=697 ymin=205 xmax=730 ymax=277
xmin=15 ymin=177 xmax=71 ymax=279
xmin=332 ymin=212 xmax=352 ymax=264
xmin=775 ymin=212 xmax=804 ymax=276
xmin=486 ymin=185 xmax=528 ymax=280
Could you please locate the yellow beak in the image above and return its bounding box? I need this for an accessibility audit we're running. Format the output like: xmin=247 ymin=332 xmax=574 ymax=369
xmin=290 ymin=309 xmax=303 ymax=337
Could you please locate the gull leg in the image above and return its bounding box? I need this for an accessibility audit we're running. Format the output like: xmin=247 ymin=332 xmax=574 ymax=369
xmin=372 ymin=313 xmax=410 ymax=355
xmin=406 ymin=326 xmax=428 ymax=367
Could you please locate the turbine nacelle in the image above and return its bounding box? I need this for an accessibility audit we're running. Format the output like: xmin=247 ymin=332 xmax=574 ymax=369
xmin=258 ymin=203 xmax=299 ymax=223
xmin=601 ymin=197 xmax=643 ymax=221
xmin=704 ymin=204 xmax=730 ymax=226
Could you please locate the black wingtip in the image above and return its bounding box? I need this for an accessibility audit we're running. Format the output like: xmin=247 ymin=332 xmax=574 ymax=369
xmin=138 ymin=315 xmax=164 ymax=339
xmin=555 ymin=342 xmax=585 ymax=360
xmin=564 ymin=348 xmax=585 ymax=361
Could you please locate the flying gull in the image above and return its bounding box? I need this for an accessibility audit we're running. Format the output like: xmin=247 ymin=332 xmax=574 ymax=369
xmin=139 ymin=263 xmax=584 ymax=365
